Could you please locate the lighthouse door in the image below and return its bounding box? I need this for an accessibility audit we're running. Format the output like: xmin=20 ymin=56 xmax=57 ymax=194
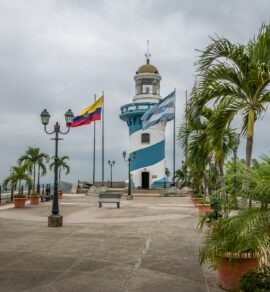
xmin=141 ymin=172 xmax=150 ymax=189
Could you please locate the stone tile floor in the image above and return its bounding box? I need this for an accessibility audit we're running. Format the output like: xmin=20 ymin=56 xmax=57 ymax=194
xmin=0 ymin=194 xmax=223 ymax=291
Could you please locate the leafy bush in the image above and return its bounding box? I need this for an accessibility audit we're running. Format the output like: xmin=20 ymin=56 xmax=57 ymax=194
xmin=14 ymin=193 xmax=26 ymax=199
xmin=193 ymin=192 xmax=203 ymax=198
xmin=200 ymin=199 xmax=210 ymax=205
xmin=240 ymin=266 xmax=270 ymax=291
xmin=30 ymin=191 xmax=39 ymax=197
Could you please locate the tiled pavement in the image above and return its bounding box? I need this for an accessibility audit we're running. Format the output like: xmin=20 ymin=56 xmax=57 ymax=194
xmin=0 ymin=194 xmax=223 ymax=291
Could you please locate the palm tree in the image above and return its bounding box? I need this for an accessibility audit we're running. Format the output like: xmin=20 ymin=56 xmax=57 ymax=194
xmin=174 ymin=168 xmax=185 ymax=183
xmin=18 ymin=147 xmax=49 ymax=192
xmin=178 ymin=106 xmax=212 ymax=191
xmin=179 ymin=105 xmax=237 ymax=195
xmin=190 ymin=23 xmax=270 ymax=169
xmin=208 ymin=112 xmax=239 ymax=190
xmin=49 ymin=156 xmax=70 ymax=186
xmin=3 ymin=165 xmax=32 ymax=195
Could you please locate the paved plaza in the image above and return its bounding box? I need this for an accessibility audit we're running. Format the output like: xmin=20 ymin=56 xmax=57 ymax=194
xmin=0 ymin=194 xmax=222 ymax=292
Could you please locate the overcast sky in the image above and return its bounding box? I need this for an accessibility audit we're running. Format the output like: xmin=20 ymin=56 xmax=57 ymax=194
xmin=0 ymin=0 xmax=269 ymax=185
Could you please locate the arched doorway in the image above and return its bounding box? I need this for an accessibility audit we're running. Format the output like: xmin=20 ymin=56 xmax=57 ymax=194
xmin=141 ymin=172 xmax=150 ymax=189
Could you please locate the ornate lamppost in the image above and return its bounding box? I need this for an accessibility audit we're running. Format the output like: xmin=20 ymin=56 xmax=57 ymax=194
xmin=40 ymin=109 xmax=74 ymax=227
xmin=108 ymin=160 xmax=115 ymax=188
xmin=122 ymin=151 xmax=136 ymax=200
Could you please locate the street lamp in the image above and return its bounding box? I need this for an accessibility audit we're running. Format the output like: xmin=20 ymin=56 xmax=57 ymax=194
xmin=123 ymin=151 xmax=136 ymax=200
xmin=40 ymin=108 xmax=74 ymax=227
xmin=108 ymin=160 xmax=115 ymax=188
xmin=37 ymin=155 xmax=50 ymax=195
xmin=233 ymin=135 xmax=240 ymax=187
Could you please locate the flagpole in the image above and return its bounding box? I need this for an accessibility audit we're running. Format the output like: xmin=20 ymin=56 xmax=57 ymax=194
xmin=93 ymin=94 xmax=96 ymax=185
xmin=102 ymin=91 xmax=105 ymax=186
xmin=173 ymin=88 xmax=176 ymax=186
xmin=185 ymin=90 xmax=188 ymax=183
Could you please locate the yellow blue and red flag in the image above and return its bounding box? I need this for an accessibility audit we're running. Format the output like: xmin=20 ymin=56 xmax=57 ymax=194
xmin=70 ymin=96 xmax=103 ymax=127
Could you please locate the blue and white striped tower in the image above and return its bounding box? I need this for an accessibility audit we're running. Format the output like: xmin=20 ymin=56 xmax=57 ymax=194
xmin=120 ymin=54 xmax=166 ymax=189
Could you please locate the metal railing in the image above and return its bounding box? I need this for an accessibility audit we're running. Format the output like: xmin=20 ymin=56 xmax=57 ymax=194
xmin=120 ymin=102 xmax=155 ymax=114
xmin=0 ymin=184 xmax=52 ymax=204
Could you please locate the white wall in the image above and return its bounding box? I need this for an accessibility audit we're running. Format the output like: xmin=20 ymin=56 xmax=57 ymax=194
xmin=131 ymin=159 xmax=165 ymax=187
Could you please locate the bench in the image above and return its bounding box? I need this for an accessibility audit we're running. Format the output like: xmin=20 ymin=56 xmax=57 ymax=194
xmin=98 ymin=192 xmax=122 ymax=208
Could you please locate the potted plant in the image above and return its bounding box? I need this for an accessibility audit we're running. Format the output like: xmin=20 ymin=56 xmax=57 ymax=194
xmin=198 ymin=208 xmax=269 ymax=290
xmin=58 ymin=190 xmax=63 ymax=200
xmin=196 ymin=199 xmax=211 ymax=216
xmin=192 ymin=192 xmax=204 ymax=206
xmin=197 ymin=154 xmax=270 ymax=289
xmin=199 ymin=186 xmax=270 ymax=291
xmin=13 ymin=193 xmax=27 ymax=208
xmin=199 ymin=197 xmax=222 ymax=224
xmin=3 ymin=165 xmax=32 ymax=208
xmin=29 ymin=191 xmax=40 ymax=204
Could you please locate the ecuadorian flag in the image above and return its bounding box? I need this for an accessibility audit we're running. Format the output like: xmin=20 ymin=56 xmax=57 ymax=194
xmin=70 ymin=96 xmax=103 ymax=127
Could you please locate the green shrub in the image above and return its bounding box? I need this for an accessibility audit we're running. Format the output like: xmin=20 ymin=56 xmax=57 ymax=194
xmin=201 ymin=199 xmax=210 ymax=205
xmin=240 ymin=266 xmax=270 ymax=291
xmin=30 ymin=191 xmax=39 ymax=197
xmin=193 ymin=192 xmax=203 ymax=198
xmin=13 ymin=193 xmax=26 ymax=199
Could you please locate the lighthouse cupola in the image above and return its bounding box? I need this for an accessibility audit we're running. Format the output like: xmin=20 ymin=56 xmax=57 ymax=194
xmin=133 ymin=51 xmax=162 ymax=103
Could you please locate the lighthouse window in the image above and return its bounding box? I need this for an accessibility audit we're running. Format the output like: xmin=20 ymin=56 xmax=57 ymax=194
xmin=141 ymin=133 xmax=150 ymax=143
xmin=142 ymin=84 xmax=153 ymax=94
xmin=141 ymin=78 xmax=153 ymax=94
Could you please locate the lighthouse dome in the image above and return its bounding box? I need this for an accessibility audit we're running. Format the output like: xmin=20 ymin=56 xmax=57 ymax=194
xmin=136 ymin=63 xmax=159 ymax=74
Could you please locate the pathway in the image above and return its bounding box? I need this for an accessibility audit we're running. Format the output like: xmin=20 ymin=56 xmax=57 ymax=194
xmin=0 ymin=194 xmax=222 ymax=291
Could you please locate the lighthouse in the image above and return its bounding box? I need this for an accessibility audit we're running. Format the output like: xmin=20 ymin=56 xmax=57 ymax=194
xmin=120 ymin=51 xmax=166 ymax=189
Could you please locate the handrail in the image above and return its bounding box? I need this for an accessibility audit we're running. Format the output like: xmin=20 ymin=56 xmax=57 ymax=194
xmin=120 ymin=102 xmax=155 ymax=114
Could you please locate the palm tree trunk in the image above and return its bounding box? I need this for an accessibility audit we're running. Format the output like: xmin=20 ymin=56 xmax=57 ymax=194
xmin=218 ymin=163 xmax=225 ymax=189
xmin=33 ymin=163 xmax=36 ymax=192
xmin=246 ymin=110 xmax=255 ymax=168
xmin=219 ymin=163 xmax=228 ymax=217
xmin=246 ymin=136 xmax=253 ymax=168
xmin=203 ymin=176 xmax=208 ymax=196
xmin=243 ymin=110 xmax=254 ymax=206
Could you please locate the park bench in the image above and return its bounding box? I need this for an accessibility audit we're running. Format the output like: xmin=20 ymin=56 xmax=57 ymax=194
xmin=98 ymin=192 xmax=122 ymax=208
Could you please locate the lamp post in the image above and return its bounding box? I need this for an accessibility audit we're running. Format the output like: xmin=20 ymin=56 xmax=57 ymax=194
xmin=37 ymin=155 xmax=50 ymax=194
xmin=40 ymin=108 xmax=74 ymax=227
xmin=233 ymin=135 xmax=240 ymax=187
xmin=108 ymin=160 xmax=115 ymax=188
xmin=122 ymin=151 xmax=136 ymax=200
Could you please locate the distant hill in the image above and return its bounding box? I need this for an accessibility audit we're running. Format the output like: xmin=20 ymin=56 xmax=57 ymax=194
xmin=59 ymin=181 xmax=72 ymax=193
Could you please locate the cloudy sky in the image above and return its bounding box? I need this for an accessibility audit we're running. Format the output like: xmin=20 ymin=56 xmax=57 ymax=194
xmin=0 ymin=0 xmax=269 ymax=185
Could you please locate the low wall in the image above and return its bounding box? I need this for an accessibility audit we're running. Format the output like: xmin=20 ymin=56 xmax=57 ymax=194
xmin=76 ymin=181 xmax=126 ymax=193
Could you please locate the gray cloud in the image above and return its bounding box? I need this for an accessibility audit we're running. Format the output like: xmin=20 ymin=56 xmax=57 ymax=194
xmin=0 ymin=0 xmax=269 ymax=184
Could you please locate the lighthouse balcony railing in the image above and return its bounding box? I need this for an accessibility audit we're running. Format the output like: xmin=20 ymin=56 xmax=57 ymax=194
xmin=120 ymin=102 xmax=155 ymax=114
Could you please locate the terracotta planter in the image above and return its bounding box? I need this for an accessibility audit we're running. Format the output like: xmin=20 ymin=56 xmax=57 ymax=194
xmin=192 ymin=197 xmax=204 ymax=206
xmin=216 ymin=254 xmax=258 ymax=291
xmin=197 ymin=204 xmax=211 ymax=216
xmin=14 ymin=198 xmax=26 ymax=208
xmin=189 ymin=191 xmax=195 ymax=198
xmin=29 ymin=196 xmax=40 ymax=205
xmin=58 ymin=191 xmax=63 ymax=200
